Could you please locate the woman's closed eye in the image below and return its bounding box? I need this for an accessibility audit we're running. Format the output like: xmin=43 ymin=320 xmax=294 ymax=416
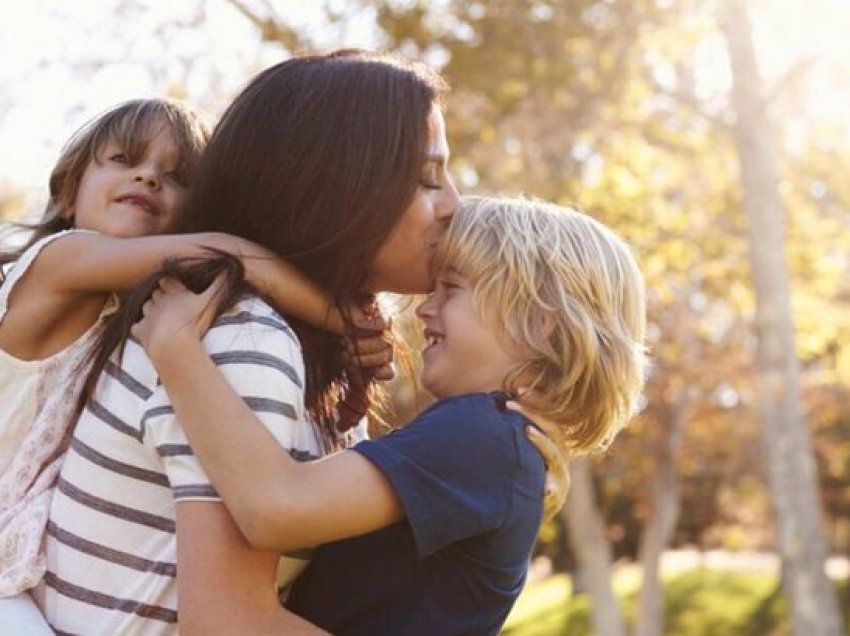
xmin=420 ymin=163 xmax=442 ymax=190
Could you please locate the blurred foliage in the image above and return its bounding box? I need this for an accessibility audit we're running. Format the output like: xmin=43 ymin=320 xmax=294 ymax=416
xmin=5 ymin=0 xmax=848 ymax=586
xmin=329 ymin=0 xmax=849 ymax=562
xmin=502 ymin=569 xmax=850 ymax=635
xmin=196 ymin=0 xmax=850 ymax=571
xmin=0 ymin=183 xmax=27 ymax=222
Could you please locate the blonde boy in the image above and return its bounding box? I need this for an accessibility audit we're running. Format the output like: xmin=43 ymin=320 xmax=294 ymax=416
xmin=132 ymin=195 xmax=648 ymax=635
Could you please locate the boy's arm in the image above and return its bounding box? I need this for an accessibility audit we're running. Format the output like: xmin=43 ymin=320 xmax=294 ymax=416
xmin=158 ymin=333 xmax=402 ymax=552
xmin=134 ymin=279 xmax=402 ymax=552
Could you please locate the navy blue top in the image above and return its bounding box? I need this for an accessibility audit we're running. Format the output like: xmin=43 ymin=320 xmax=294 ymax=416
xmin=286 ymin=392 xmax=546 ymax=636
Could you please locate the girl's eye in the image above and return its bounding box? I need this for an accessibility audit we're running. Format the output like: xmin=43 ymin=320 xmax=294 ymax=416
xmin=108 ymin=153 xmax=129 ymax=164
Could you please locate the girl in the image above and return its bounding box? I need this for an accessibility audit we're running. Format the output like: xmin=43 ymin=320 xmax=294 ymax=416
xmin=134 ymin=196 xmax=648 ymax=635
xmin=0 ymin=97 xmax=389 ymax=633
xmin=39 ymin=52 xmax=568 ymax=635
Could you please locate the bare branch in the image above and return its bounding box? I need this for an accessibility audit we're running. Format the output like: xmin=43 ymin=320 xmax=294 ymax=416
xmin=221 ymin=0 xmax=303 ymax=49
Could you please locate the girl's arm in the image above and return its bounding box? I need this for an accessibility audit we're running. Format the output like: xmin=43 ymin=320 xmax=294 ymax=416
xmin=34 ymin=231 xmax=342 ymax=332
xmin=134 ymin=277 xmax=403 ymax=552
xmin=27 ymin=231 xmax=392 ymax=373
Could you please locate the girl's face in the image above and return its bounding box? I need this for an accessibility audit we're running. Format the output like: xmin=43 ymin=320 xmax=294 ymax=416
xmin=368 ymin=107 xmax=461 ymax=294
xmin=68 ymin=121 xmax=188 ymax=238
xmin=415 ymin=268 xmax=521 ymax=399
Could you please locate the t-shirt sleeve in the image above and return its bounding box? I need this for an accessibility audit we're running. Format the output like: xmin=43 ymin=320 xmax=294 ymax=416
xmin=354 ymin=396 xmax=521 ymax=558
xmin=141 ymin=303 xmax=318 ymax=502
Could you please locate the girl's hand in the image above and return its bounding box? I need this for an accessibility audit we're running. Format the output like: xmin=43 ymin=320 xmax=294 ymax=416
xmin=132 ymin=275 xmax=224 ymax=362
xmin=507 ymin=397 xmax=570 ymax=522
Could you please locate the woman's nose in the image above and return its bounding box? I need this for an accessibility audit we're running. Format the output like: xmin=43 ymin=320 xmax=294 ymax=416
xmin=437 ymin=176 xmax=461 ymax=221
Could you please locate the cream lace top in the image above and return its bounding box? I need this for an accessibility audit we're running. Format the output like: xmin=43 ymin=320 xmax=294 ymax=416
xmin=0 ymin=230 xmax=117 ymax=596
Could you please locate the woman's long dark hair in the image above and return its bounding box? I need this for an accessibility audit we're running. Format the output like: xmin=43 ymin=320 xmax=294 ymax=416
xmin=85 ymin=49 xmax=447 ymax=449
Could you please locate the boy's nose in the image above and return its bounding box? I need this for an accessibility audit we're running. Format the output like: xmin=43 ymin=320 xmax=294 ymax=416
xmin=415 ymin=295 xmax=436 ymax=319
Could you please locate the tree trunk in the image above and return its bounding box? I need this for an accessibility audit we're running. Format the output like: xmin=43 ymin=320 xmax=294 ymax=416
xmin=634 ymin=398 xmax=687 ymax=636
xmin=563 ymin=458 xmax=626 ymax=636
xmin=722 ymin=4 xmax=842 ymax=635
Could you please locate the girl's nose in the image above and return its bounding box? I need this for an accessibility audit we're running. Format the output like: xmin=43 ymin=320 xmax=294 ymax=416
xmin=134 ymin=166 xmax=160 ymax=189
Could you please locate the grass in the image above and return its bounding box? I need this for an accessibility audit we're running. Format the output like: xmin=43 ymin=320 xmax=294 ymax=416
xmin=501 ymin=569 xmax=850 ymax=635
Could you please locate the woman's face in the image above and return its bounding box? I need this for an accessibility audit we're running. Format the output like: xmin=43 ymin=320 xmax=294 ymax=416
xmin=369 ymin=107 xmax=460 ymax=294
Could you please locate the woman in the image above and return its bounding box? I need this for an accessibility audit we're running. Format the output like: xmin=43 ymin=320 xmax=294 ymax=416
xmin=37 ymin=50 xmax=565 ymax=635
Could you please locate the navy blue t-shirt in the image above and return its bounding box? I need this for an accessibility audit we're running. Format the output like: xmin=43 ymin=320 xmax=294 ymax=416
xmin=286 ymin=392 xmax=546 ymax=635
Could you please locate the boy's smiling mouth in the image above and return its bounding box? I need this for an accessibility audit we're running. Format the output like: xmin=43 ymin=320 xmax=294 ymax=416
xmin=423 ymin=329 xmax=444 ymax=351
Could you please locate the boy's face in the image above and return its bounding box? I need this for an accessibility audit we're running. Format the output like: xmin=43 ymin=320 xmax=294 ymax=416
xmin=415 ymin=268 xmax=522 ymax=399
xmin=68 ymin=121 xmax=188 ymax=237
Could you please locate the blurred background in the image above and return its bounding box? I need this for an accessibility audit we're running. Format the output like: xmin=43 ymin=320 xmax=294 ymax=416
xmin=2 ymin=1 xmax=849 ymax=634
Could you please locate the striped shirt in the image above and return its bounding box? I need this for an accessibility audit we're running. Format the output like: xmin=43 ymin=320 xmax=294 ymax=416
xmin=36 ymin=296 xmax=323 ymax=635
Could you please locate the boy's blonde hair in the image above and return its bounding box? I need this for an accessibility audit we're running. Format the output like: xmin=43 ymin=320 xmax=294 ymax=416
xmin=434 ymin=196 xmax=647 ymax=452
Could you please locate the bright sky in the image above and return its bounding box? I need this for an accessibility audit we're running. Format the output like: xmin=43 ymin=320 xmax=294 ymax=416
xmin=0 ymin=0 xmax=378 ymax=211
xmin=0 ymin=0 xmax=848 ymax=216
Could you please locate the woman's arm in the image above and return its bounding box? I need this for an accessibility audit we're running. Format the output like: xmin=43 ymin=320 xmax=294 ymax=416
xmin=177 ymin=501 xmax=329 ymax=635
xmin=135 ymin=277 xmax=403 ymax=553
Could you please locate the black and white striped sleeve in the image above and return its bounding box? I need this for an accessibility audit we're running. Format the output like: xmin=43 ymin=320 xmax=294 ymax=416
xmin=140 ymin=299 xmax=318 ymax=503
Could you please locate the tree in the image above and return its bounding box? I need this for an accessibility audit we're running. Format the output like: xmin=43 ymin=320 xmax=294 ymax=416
xmin=564 ymin=458 xmax=626 ymax=636
xmin=722 ymin=3 xmax=842 ymax=634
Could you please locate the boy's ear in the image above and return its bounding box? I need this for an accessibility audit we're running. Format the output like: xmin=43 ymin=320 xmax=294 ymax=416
xmin=537 ymin=313 xmax=556 ymax=339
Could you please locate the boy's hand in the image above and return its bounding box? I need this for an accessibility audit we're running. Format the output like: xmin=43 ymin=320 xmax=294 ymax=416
xmin=507 ymin=396 xmax=570 ymax=522
xmin=132 ymin=275 xmax=224 ymax=362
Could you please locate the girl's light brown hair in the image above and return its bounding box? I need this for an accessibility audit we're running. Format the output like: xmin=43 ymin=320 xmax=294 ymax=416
xmin=1 ymin=98 xmax=210 ymax=272
xmin=434 ymin=196 xmax=647 ymax=453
